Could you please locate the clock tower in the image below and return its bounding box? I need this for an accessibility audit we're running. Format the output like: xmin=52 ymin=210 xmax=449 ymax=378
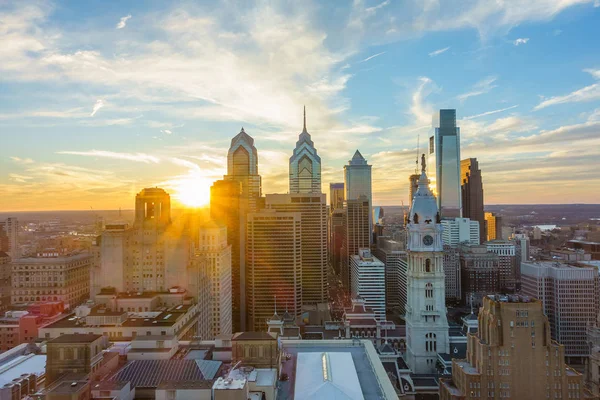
xmin=404 ymin=154 xmax=449 ymax=374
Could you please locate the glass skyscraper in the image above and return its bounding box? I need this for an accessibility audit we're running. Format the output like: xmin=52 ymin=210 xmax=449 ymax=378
xmin=289 ymin=107 xmax=321 ymax=194
xmin=428 ymin=109 xmax=462 ymax=218
xmin=344 ymin=150 xmax=372 ymax=238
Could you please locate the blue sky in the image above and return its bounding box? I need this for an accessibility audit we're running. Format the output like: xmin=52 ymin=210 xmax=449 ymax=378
xmin=1 ymin=0 xmax=600 ymax=211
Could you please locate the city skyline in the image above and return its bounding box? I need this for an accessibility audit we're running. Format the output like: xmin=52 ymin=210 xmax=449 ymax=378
xmin=2 ymin=1 xmax=600 ymax=211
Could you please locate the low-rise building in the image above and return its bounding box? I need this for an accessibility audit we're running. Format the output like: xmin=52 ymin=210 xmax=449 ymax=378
xmin=0 ymin=311 xmax=42 ymax=352
xmin=45 ymin=334 xmax=106 ymax=385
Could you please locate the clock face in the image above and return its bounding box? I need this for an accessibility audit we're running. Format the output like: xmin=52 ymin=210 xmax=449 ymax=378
xmin=423 ymin=235 xmax=434 ymax=246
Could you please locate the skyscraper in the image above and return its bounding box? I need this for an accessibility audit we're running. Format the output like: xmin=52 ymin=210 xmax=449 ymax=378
xmin=289 ymin=107 xmax=321 ymax=194
xmin=344 ymin=150 xmax=372 ymax=208
xmin=246 ymin=210 xmax=302 ymax=331
xmin=439 ymin=295 xmax=589 ymax=400
xmin=210 ymin=179 xmax=242 ymax=332
xmin=428 ymin=109 xmax=461 ymax=218
xmin=485 ymin=212 xmax=503 ymax=241
xmin=350 ymin=248 xmax=386 ymax=321
xmin=223 ymin=128 xmax=262 ymax=330
xmin=329 ymin=182 xmax=344 ymax=210
xmin=461 ymin=158 xmax=485 ymax=243
xmin=342 ymin=197 xmax=370 ymax=288
xmin=266 ymin=193 xmax=327 ymax=305
xmin=405 ymin=157 xmax=449 ymax=374
xmin=198 ymin=221 xmax=232 ymax=337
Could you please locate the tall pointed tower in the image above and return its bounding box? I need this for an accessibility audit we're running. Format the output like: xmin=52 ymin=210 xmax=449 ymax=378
xmin=405 ymin=154 xmax=449 ymax=374
xmin=289 ymin=107 xmax=322 ymax=194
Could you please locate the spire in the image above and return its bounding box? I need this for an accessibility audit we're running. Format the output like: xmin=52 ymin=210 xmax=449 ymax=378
xmin=303 ymin=105 xmax=307 ymax=133
xmin=241 ymin=127 xmax=245 ymax=133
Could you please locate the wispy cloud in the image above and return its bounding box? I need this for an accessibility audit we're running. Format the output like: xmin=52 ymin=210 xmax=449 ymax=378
xmin=464 ymin=105 xmax=519 ymax=119
xmin=534 ymin=69 xmax=600 ymax=110
xmin=457 ymin=76 xmax=498 ymax=102
xmin=161 ymin=129 xmax=173 ymax=135
xmin=10 ymin=157 xmax=34 ymax=164
xmin=116 ymin=15 xmax=132 ymax=29
xmin=513 ymin=38 xmax=529 ymax=46
xmin=359 ymin=51 xmax=386 ymax=63
xmin=90 ymin=100 xmax=104 ymax=117
xmin=57 ymin=150 xmax=160 ymax=164
xmin=428 ymin=46 xmax=450 ymax=57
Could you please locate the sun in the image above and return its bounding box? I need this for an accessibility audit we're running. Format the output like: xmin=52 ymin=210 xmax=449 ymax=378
xmin=173 ymin=174 xmax=212 ymax=208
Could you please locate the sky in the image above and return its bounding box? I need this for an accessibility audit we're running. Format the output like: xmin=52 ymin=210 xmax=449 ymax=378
xmin=1 ymin=0 xmax=600 ymax=211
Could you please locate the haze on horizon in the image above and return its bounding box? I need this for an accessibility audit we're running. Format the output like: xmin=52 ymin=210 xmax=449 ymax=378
xmin=1 ymin=0 xmax=600 ymax=212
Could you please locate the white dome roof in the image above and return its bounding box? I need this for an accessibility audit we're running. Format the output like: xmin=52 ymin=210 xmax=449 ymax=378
xmin=409 ymin=171 xmax=439 ymax=224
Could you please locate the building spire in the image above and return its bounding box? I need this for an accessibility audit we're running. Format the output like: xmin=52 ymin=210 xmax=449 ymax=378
xmin=302 ymin=105 xmax=307 ymax=133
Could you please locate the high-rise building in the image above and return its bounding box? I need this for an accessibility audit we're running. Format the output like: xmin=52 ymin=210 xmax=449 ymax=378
xmin=342 ymin=197 xmax=371 ymax=288
xmin=210 ymin=179 xmax=242 ymax=332
xmin=11 ymin=252 xmax=91 ymax=306
xmin=486 ymin=240 xmax=517 ymax=293
xmin=521 ymin=261 xmax=600 ymax=362
xmin=350 ymin=248 xmax=385 ymax=321
xmin=428 ymin=109 xmax=461 ymax=218
xmin=330 ymin=208 xmax=346 ymax=275
xmin=0 ymin=218 xmax=19 ymax=259
xmin=223 ymin=128 xmax=262 ymax=330
xmin=344 ymin=150 xmax=372 ymax=236
xmin=266 ymin=194 xmax=327 ymax=305
xmin=198 ymin=221 xmax=232 ymax=337
xmin=443 ymin=245 xmax=461 ymax=302
xmin=405 ymin=159 xmax=449 ymax=374
xmin=439 ymin=295 xmax=589 ymax=400
xmin=189 ymin=253 xmax=212 ymax=340
xmin=0 ymin=252 xmax=11 ymax=310
xmin=289 ymin=107 xmax=321 ymax=194
xmin=587 ymin=316 xmax=600 ymax=396
xmin=246 ymin=210 xmax=302 ymax=331
xmin=459 ymin=244 xmax=500 ymax=306
xmin=461 ymin=158 xmax=485 ymax=243
xmin=409 ymin=173 xmax=420 ymax=203
xmin=441 ymin=217 xmax=480 ymax=246
xmin=329 ymin=182 xmax=344 ymax=210
xmin=373 ymin=238 xmax=407 ymax=314
xmin=485 ymin=212 xmax=502 ymax=241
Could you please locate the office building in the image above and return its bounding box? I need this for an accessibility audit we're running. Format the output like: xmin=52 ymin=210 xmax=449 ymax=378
xmin=521 ymin=261 xmax=600 ymax=361
xmin=459 ymin=244 xmax=500 ymax=306
xmin=441 ymin=217 xmax=480 ymax=246
xmin=0 ymin=252 xmax=10 ymax=310
xmin=461 ymin=158 xmax=485 ymax=243
xmin=485 ymin=212 xmax=503 ymax=241
xmin=443 ymin=245 xmax=461 ymax=302
xmin=266 ymin=194 xmax=327 ymax=305
xmin=330 ymin=208 xmax=346 ymax=275
xmin=342 ymin=197 xmax=371 ymax=288
xmin=210 ymin=179 xmax=242 ymax=332
xmin=568 ymin=240 xmax=600 ymax=260
xmin=344 ymin=150 xmax=372 ymax=236
xmin=513 ymin=233 xmax=530 ymax=262
xmin=405 ymin=160 xmax=449 ymax=374
xmin=45 ymin=334 xmax=106 ymax=385
xmin=198 ymin=221 xmax=232 ymax=337
xmin=11 ymin=252 xmax=90 ymax=307
xmin=587 ymin=317 xmax=600 ymax=396
xmin=350 ymin=248 xmax=386 ymax=320
xmin=0 ymin=218 xmax=19 ymax=259
xmin=409 ymin=173 xmax=420 ymax=203
xmin=440 ymin=295 xmax=589 ymax=400
xmin=289 ymin=107 xmax=321 ymax=194
xmin=486 ymin=239 xmax=517 ymax=293
xmin=329 ymin=182 xmax=344 ymax=210
xmin=428 ymin=109 xmax=461 ymax=218
xmin=246 ymin=210 xmax=302 ymax=331
xmin=373 ymin=238 xmax=407 ymax=314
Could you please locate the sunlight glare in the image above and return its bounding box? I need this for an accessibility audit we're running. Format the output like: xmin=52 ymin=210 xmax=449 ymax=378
xmin=172 ymin=172 xmax=211 ymax=208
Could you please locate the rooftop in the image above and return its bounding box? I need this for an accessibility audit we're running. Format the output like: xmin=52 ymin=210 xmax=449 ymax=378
xmin=11 ymin=252 xmax=91 ymax=263
xmin=233 ymin=332 xmax=276 ymax=341
xmin=48 ymin=381 xmax=88 ymax=394
xmin=0 ymin=355 xmax=46 ymax=386
xmin=91 ymin=381 xmax=130 ymax=391
xmin=110 ymin=359 xmax=222 ymax=388
xmin=295 ymin=352 xmax=364 ymax=400
xmin=48 ymin=334 xmax=102 ymax=344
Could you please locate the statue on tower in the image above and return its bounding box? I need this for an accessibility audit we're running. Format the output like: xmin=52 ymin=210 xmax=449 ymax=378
xmin=421 ymin=153 xmax=426 ymax=172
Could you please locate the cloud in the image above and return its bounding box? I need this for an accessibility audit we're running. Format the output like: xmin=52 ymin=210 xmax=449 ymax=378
xmin=90 ymin=99 xmax=104 ymax=116
xmin=161 ymin=129 xmax=173 ymax=135
xmin=428 ymin=46 xmax=450 ymax=57
xmin=534 ymin=69 xmax=600 ymax=110
xmin=359 ymin=51 xmax=386 ymax=63
xmin=457 ymin=76 xmax=498 ymax=102
xmin=116 ymin=15 xmax=132 ymax=29
xmin=57 ymin=150 xmax=160 ymax=164
xmin=513 ymin=38 xmax=529 ymax=46
xmin=10 ymin=156 xmax=34 ymax=164
xmin=9 ymin=174 xmax=33 ymax=183
xmin=464 ymin=105 xmax=519 ymax=119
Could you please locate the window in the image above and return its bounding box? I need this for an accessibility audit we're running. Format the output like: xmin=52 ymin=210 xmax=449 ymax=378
xmin=425 ymin=259 xmax=431 ymax=273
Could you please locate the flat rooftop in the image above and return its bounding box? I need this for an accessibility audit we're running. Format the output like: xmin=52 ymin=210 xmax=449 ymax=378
xmin=279 ymin=343 xmax=389 ymax=400
xmin=12 ymin=252 xmax=91 ymax=263
xmin=49 ymin=334 xmax=102 ymax=344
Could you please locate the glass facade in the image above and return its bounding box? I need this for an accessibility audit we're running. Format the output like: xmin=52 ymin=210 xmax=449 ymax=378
xmin=428 ymin=109 xmax=461 ymax=218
